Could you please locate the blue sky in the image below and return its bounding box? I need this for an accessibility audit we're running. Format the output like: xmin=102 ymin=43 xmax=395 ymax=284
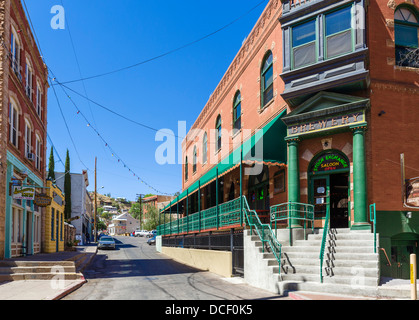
xmin=25 ymin=0 xmax=267 ymax=201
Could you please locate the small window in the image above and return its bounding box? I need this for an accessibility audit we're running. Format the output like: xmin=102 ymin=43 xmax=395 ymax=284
xmin=202 ymin=132 xmax=208 ymax=164
xmin=233 ymin=91 xmax=241 ymax=130
xmin=193 ymin=146 xmax=197 ymax=173
xmin=25 ymin=120 xmax=32 ymax=159
xmin=216 ymin=115 xmax=222 ymax=151
xmin=292 ymin=19 xmax=317 ymax=69
xmin=261 ymin=52 xmax=274 ymax=107
xmin=274 ymin=171 xmax=285 ymax=193
xmin=395 ymin=7 xmax=419 ymax=68
xmin=325 ymin=6 xmax=353 ymax=59
xmin=25 ymin=61 xmax=33 ymax=101
xmin=185 ymin=156 xmax=188 ymax=181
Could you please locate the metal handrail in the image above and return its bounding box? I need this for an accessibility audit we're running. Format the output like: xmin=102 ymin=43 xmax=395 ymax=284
xmin=369 ymin=203 xmax=377 ymax=253
xmin=270 ymin=202 xmax=315 ymax=245
xmin=380 ymin=248 xmax=391 ymax=267
xmin=242 ymin=196 xmax=283 ymax=277
xmin=319 ymin=206 xmax=330 ymax=283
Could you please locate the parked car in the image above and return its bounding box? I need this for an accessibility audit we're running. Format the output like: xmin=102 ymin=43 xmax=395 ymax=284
xmin=98 ymin=236 xmax=116 ymax=250
xmin=147 ymin=235 xmax=156 ymax=245
xmin=146 ymin=230 xmax=157 ymax=238
xmin=134 ymin=230 xmax=147 ymax=237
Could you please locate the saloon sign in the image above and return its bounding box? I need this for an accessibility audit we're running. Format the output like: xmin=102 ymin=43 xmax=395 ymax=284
xmin=12 ymin=186 xmax=35 ymax=200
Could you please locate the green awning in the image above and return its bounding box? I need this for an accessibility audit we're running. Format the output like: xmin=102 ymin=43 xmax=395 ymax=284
xmin=162 ymin=109 xmax=288 ymax=212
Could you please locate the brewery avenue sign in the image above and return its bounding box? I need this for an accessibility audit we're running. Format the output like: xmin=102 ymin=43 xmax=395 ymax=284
xmin=287 ymin=112 xmax=365 ymax=137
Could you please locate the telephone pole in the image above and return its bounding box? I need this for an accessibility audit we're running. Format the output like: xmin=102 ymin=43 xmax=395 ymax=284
xmin=94 ymin=157 xmax=97 ymax=242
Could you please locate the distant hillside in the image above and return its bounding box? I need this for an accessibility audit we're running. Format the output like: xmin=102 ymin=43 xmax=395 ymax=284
xmin=90 ymin=192 xmax=133 ymax=212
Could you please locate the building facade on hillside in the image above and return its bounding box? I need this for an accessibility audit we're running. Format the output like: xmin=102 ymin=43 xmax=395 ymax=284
xmin=43 ymin=180 xmax=65 ymax=253
xmin=0 ymin=0 xmax=48 ymax=259
xmin=108 ymin=212 xmax=141 ymax=236
xmin=158 ymin=0 xmax=419 ymax=284
xmin=55 ymin=170 xmax=94 ymax=245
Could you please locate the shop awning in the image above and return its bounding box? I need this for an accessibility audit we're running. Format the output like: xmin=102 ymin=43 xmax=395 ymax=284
xmin=162 ymin=109 xmax=288 ymax=213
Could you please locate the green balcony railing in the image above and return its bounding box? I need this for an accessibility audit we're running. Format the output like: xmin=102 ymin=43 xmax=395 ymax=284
xmin=270 ymin=202 xmax=315 ymax=245
xmin=157 ymin=197 xmax=244 ymax=237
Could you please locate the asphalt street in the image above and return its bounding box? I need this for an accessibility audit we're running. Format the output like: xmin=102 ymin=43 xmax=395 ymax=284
xmin=63 ymin=236 xmax=289 ymax=301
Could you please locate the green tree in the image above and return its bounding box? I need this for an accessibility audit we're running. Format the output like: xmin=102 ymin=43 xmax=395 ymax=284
xmin=48 ymin=147 xmax=55 ymax=182
xmin=143 ymin=204 xmax=159 ymax=231
xmin=64 ymin=149 xmax=72 ymax=220
xmin=130 ymin=202 xmax=143 ymax=223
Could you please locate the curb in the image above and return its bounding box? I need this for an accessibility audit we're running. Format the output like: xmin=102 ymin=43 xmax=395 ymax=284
xmin=48 ymin=277 xmax=87 ymax=300
xmin=288 ymin=292 xmax=311 ymax=300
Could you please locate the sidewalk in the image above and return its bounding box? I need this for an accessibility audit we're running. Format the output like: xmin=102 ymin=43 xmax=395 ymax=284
xmin=0 ymin=244 xmax=97 ymax=300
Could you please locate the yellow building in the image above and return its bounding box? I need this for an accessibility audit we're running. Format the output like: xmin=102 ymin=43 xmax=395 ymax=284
xmin=43 ymin=180 xmax=65 ymax=253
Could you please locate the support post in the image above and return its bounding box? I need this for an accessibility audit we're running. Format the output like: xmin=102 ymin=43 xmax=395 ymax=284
xmin=287 ymin=139 xmax=300 ymax=229
xmin=351 ymin=126 xmax=370 ymax=230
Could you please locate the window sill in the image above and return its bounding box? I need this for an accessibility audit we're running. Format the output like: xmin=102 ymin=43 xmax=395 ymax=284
xmin=395 ymin=65 xmax=419 ymax=73
xmin=231 ymin=128 xmax=242 ymax=139
xmin=259 ymin=99 xmax=274 ymax=114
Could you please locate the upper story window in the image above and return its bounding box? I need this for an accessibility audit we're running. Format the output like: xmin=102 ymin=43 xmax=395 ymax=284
xmin=233 ymin=91 xmax=241 ymax=131
xmin=292 ymin=19 xmax=317 ymax=69
xmin=261 ymin=51 xmax=274 ymax=107
xmin=193 ymin=146 xmax=197 ymax=174
xmin=202 ymin=132 xmax=208 ymax=164
xmin=215 ymin=115 xmax=222 ymax=151
xmin=325 ymin=6 xmax=353 ymax=59
xmin=394 ymin=6 xmax=419 ymax=68
xmin=25 ymin=60 xmax=33 ymax=101
xmin=36 ymin=82 xmax=43 ymax=119
xmin=35 ymin=134 xmax=42 ymax=170
xmin=9 ymin=101 xmax=19 ymax=148
xmin=185 ymin=156 xmax=189 ymax=181
xmin=24 ymin=119 xmax=32 ymax=158
xmin=10 ymin=27 xmax=21 ymax=79
xmin=290 ymin=5 xmax=355 ymax=70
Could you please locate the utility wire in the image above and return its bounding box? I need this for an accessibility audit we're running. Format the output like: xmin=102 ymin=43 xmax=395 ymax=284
xmin=55 ymin=0 xmax=268 ymax=85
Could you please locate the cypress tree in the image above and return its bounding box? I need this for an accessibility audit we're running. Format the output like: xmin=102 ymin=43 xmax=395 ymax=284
xmin=48 ymin=147 xmax=55 ymax=182
xmin=64 ymin=149 xmax=72 ymax=220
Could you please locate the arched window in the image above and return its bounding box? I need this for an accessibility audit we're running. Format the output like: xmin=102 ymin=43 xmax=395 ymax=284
xmin=24 ymin=119 xmax=32 ymax=158
xmin=10 ymin=26 xmax=21 ymax=78
xmin=261 ymin=51 xmax=274 ymax=108
xmin=395 ymin=6 xmax=419 ymax=68
xmin=185 ymin=156 xmax=189 ymax=181
xmin=193 ymin=146 xmax=197 ymax=173
xmin=25 ymin=59 xmax=33 ymax=100
xmin=216 ymin=115 xmax=222 ymax=151
xmin=202 ymin=132 xmax=208 ymax=164
xmin=233 ymin=91 xmax=241 ymax=131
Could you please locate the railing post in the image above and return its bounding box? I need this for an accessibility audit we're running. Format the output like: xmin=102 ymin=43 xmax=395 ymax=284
xmin=198 ymin=180 xmax=201 ymax=232
xmin=240 ymin=149 xmax=243 ymax=226
xmin=216 ymin=167 xmax=219 ymax=230
xmin=177 ymin=196 xmax=179 ymax=235
xmin=187 ymin=189 xmax=189 ymax=234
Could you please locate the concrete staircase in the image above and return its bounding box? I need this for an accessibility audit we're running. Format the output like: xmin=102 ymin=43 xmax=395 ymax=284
xmin=0 ymin=252 xmax=89 ymax=281
xmin=277 ymin=228 xmax=381 ymax=297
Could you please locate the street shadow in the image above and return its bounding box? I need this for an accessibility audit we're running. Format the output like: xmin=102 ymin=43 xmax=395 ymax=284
xmin=83 ymin=255 xmax=201 ymax=280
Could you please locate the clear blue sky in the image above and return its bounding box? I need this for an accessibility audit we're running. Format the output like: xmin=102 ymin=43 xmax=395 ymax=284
xmin=24 ymin=0 xmax=267 ymax=201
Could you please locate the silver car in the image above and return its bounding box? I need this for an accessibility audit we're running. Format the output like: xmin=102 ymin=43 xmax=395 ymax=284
xmin=98 ymin=236 xmax=116 ymax=250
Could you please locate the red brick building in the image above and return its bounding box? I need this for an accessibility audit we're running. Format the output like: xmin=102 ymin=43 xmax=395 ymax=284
xmin=0 ymin=0 xmax=48 ymax=259
xmin=158 ymin=0 xmax=419 ymax=284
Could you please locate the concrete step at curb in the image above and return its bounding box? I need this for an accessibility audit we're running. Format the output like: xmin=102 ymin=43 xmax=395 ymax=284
xmin=280 ymin=281 xmax=380 ymax=298
xmin=0 ymin=266 xmax=76 ymax=274
xmin=281 ymin=257 xmax=379 ymax=269
xmin=283 ymin=265 xmax=379 ymax=278
xmin=0 ymin=261 xmax=75 ymax=267
xmin=280 ymin=273 xmax=379 ymax=286
xmin=0 ymin=272 xmax=84 ymax=281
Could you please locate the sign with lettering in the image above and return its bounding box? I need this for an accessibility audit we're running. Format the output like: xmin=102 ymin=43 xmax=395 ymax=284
xmin=287 ymin=112 xmax=364 ymax=137
xmin=406 ymin=178 xmax=419 ymax=208
xmin=311 ymin=153 xmax=349 ymax=173
xmin=12 ymin=186 xmax=35 ymax=200
xmin=34 ymin=193 xmax=52 ymax=207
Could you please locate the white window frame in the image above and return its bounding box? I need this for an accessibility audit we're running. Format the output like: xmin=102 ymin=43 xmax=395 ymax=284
xmin=25 ymin=119 xmax=32 ymax=158
xmin=36 ymin=82 xmax=42 ymax=118
xmin=25 ymin=60 xmax=33 ymax=101
xmin=10 ymin=27 xmax=21 ymax=78
xmin=9 ymin=101 xmax=19 ymax=148
xmin=35 ymin=134 xmax=41 ymax=170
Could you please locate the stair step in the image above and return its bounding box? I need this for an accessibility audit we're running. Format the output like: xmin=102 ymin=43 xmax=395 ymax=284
xmin=281 ymin=273 xmax=379 ymax=286
xmin=0 ymin=266 xmax=76 ymax=274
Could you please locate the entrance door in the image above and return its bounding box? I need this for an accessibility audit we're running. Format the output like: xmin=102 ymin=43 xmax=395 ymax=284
xmin=311 ymin=174 xmax=349 ymax=228
xmin=312 ymin=176 xmax=330 ymax=221
xmin=391 ymin=237 xmax=419 ymax=280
